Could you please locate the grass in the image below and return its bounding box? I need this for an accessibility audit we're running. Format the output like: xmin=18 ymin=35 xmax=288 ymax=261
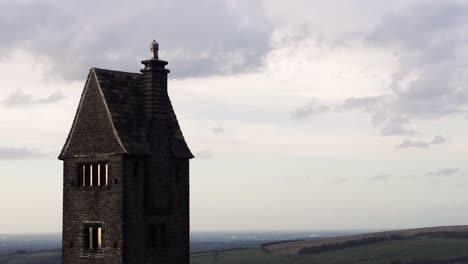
xmin=191 ymin=249 xmax=291 ymax=264
xmin=0 ymin=250 xmax=61 ymax=264
xmin=190 ymin=238 xmax=468 ymax=264
xmin=1 ymin=238 xmax=467 ymax=264
xmin=294 ymin=238 xmax=468 ymax=264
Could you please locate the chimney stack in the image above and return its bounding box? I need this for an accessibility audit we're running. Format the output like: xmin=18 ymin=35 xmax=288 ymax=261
xmin=141 ymin=40 xmax=170 ymax=121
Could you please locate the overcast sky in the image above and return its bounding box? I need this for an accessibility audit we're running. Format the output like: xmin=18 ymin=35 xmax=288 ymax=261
xmin=2 ymin=0 xmax=468 ymax=233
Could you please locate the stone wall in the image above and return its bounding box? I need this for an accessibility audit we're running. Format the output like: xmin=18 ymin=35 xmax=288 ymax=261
xmin=61 ymin=51 xmax=191 ymax=264
xmin=62 ymin=155 xmax=124 ymax=264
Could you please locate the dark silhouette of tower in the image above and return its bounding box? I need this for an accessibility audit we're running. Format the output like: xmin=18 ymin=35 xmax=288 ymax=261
xmin=59 ymin=40 xmax=193 ymax=264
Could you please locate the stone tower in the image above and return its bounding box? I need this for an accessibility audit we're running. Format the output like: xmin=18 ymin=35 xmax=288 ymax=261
xmin=59 ymin=40 xmax=193 ymax=264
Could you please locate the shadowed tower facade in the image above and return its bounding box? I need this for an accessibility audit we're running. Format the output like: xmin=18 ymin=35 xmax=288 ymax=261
xmin=59 ymin=40 xmax=193 ymax=264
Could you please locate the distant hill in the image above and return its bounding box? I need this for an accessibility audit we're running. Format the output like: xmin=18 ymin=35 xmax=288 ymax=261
xmin=4 ymin=226 xmax=468 ymax=264
xmin=262 ymin=225 xmax=468 ymax=256
xmin=193 ymin=226 xmax=468 ymax=264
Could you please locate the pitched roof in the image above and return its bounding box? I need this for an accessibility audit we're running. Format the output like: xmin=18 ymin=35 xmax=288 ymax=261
xmin=60 ymin=67 xmax=193 ymax=159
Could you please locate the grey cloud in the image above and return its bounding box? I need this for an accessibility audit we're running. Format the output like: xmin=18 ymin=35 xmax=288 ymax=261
xmin=400 ymin=168 xmax=462 ymax=181
xmin=0 ymin=147 xmax=47 ymax=160
xmin=3 ymin=90 xmax=33 ymax=107
xmin=3 ymin=90 xmax=64 ymax=107
xmin=368 ymin=1 xmax=468 ymax=56
xmin=380 ymin=119 xmax=417 ymax=136
xmin=426 ymin=168 xmax=460 ymax=178
xmin=340 ymin=95 xmax=417 ymax=136
xmin=0 ymin=0 xmax=273 ymax=80
xmin=396 ymin=140 xmax=429 ymax=149
xmin=195 ymin=149 xmax=214 ymax=159
xmin=291 ymin=100 xmax=329 ymax=119
xmin=401 ymin=174 xmax=421 ymax=180
xmin=212 ymin=125 xmax=224 ymax=135
xmin=340 ymin=1 xmax=468 ymax=136
xmin=329 ymin=177 xmax=349 ymax=184
xmin=369 ymin=173 xmax=391 ymax=182
xmin=37 ymin=92 xmax=65 ymax=104
xmin=341 ymin=95 xmax=387 ymax=111
xmin=396 ymin=135 xmax=447 ymax=149
xmin=430 ymin=135 xmax=447 ymax=145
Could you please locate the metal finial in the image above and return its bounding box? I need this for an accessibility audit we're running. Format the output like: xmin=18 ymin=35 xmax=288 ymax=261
xmin=150 ymin=40 xmax=159 ymax=59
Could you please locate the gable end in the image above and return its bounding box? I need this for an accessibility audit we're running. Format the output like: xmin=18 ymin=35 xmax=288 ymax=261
xmin=59 ymin=69 xmax=127 ymax=159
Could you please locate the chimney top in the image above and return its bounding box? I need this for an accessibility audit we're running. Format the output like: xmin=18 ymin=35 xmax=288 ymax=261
xmin=141 ymin=39 xmax=169 ymax=73
xmin=150 ymin=40 xmax=159 ymax=60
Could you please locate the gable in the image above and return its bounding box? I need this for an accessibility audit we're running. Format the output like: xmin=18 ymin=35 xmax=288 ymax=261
xmin=59 ymin=70 xmax=127 ymax=159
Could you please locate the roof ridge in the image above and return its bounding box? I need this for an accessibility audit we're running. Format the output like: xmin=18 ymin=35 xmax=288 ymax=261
xmin=92 ymin=67 xmax=142 ymax=76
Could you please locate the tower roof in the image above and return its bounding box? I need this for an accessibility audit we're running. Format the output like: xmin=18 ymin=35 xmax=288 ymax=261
xmin=59 ymin=67 xmax=193 ymax=159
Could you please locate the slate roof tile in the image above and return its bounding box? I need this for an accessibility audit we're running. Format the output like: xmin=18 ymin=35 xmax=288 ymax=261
xmin=93 ymin=68 xmax=193 ymax=159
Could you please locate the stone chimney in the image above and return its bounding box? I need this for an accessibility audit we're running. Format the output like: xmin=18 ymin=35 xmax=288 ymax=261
xmin=141 ymin=40 xmax=170 ymax=121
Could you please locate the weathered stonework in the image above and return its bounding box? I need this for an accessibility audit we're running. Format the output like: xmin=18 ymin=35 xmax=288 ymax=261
xmin=59 ymin=41 xmax=193 ymax=264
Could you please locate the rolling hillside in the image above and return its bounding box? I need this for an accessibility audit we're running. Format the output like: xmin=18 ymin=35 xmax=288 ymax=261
xmin=3 ymin=226 xmax=468 ymax=264
xmin=263 ymin=225 xmax=468 ymax=256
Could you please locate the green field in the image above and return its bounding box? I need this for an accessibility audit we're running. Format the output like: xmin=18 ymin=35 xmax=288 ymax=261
xmin=2 ymin=239 xmax=468 ymax=264
xmin=0 ymin=250 xmax=61 ymax=264
xmin=191 ymin=239 xmax=468 ymax=264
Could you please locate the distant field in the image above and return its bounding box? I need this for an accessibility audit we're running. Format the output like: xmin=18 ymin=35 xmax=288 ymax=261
xmin=2 ymin=239 xmax=468 ymax=264
xmin=191 ymin=238 xmax=468 ymax=264
xmin=2 ymin=227 xmax=468 ymax=264
xmin=191 ymin=249 xmax=290 ymax=264
xmin=0 ymin=249 xmax=61 ymax=264
xmin=264 ymin=225 xmax=468 ymax=256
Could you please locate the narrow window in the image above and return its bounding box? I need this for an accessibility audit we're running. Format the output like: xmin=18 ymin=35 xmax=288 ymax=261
xmin=151 ymin=223 xmax=168 ymax=249
xmin=100 ymin=164 xmax=107 ymax=186
xmin=89 ymin=226 xmax=94 ymax=249
xmin=159 ymin=224 xmax=168 ymax=248
xmin=105 ymin=164 xmax=109 ymax=186
xmin=84 ymin=224 xmax=103 ymax=250
xmin=97 ymin=227 xmax=102 ymax=249
xmin=97 ymin=164 xmax=101 ymax=186
xmin=133 ymin=160 xmax=139 ymax=178
xmin=150 ymin=226 xmax=156 ymax=248
xmin=92 ymin=164 xmax=99 ymax=187
xmin=84 ymin=165 xmax=91 ymax=186
xmin=82 ymin=165 xmax=86 ymax=187
xmin=174 ymin=160 xmax=180 ymax=182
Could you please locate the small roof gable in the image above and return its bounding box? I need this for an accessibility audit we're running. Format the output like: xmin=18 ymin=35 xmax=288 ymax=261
xmin=59 ymin=68 xmax=193 ymax=159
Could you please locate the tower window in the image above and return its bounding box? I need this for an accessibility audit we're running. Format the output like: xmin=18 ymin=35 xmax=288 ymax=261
xmin=174 ymin=160 xmax=180 ymax=182
xmin=151 ymin=223 xmax=168 ymax=249
xmin=77 ymin=163 xmax=108 ymax=187
xmin=133 ymin=160 xmax=140 ymax=178
xmin=84 ymin=224 xmax=103 ymax=250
